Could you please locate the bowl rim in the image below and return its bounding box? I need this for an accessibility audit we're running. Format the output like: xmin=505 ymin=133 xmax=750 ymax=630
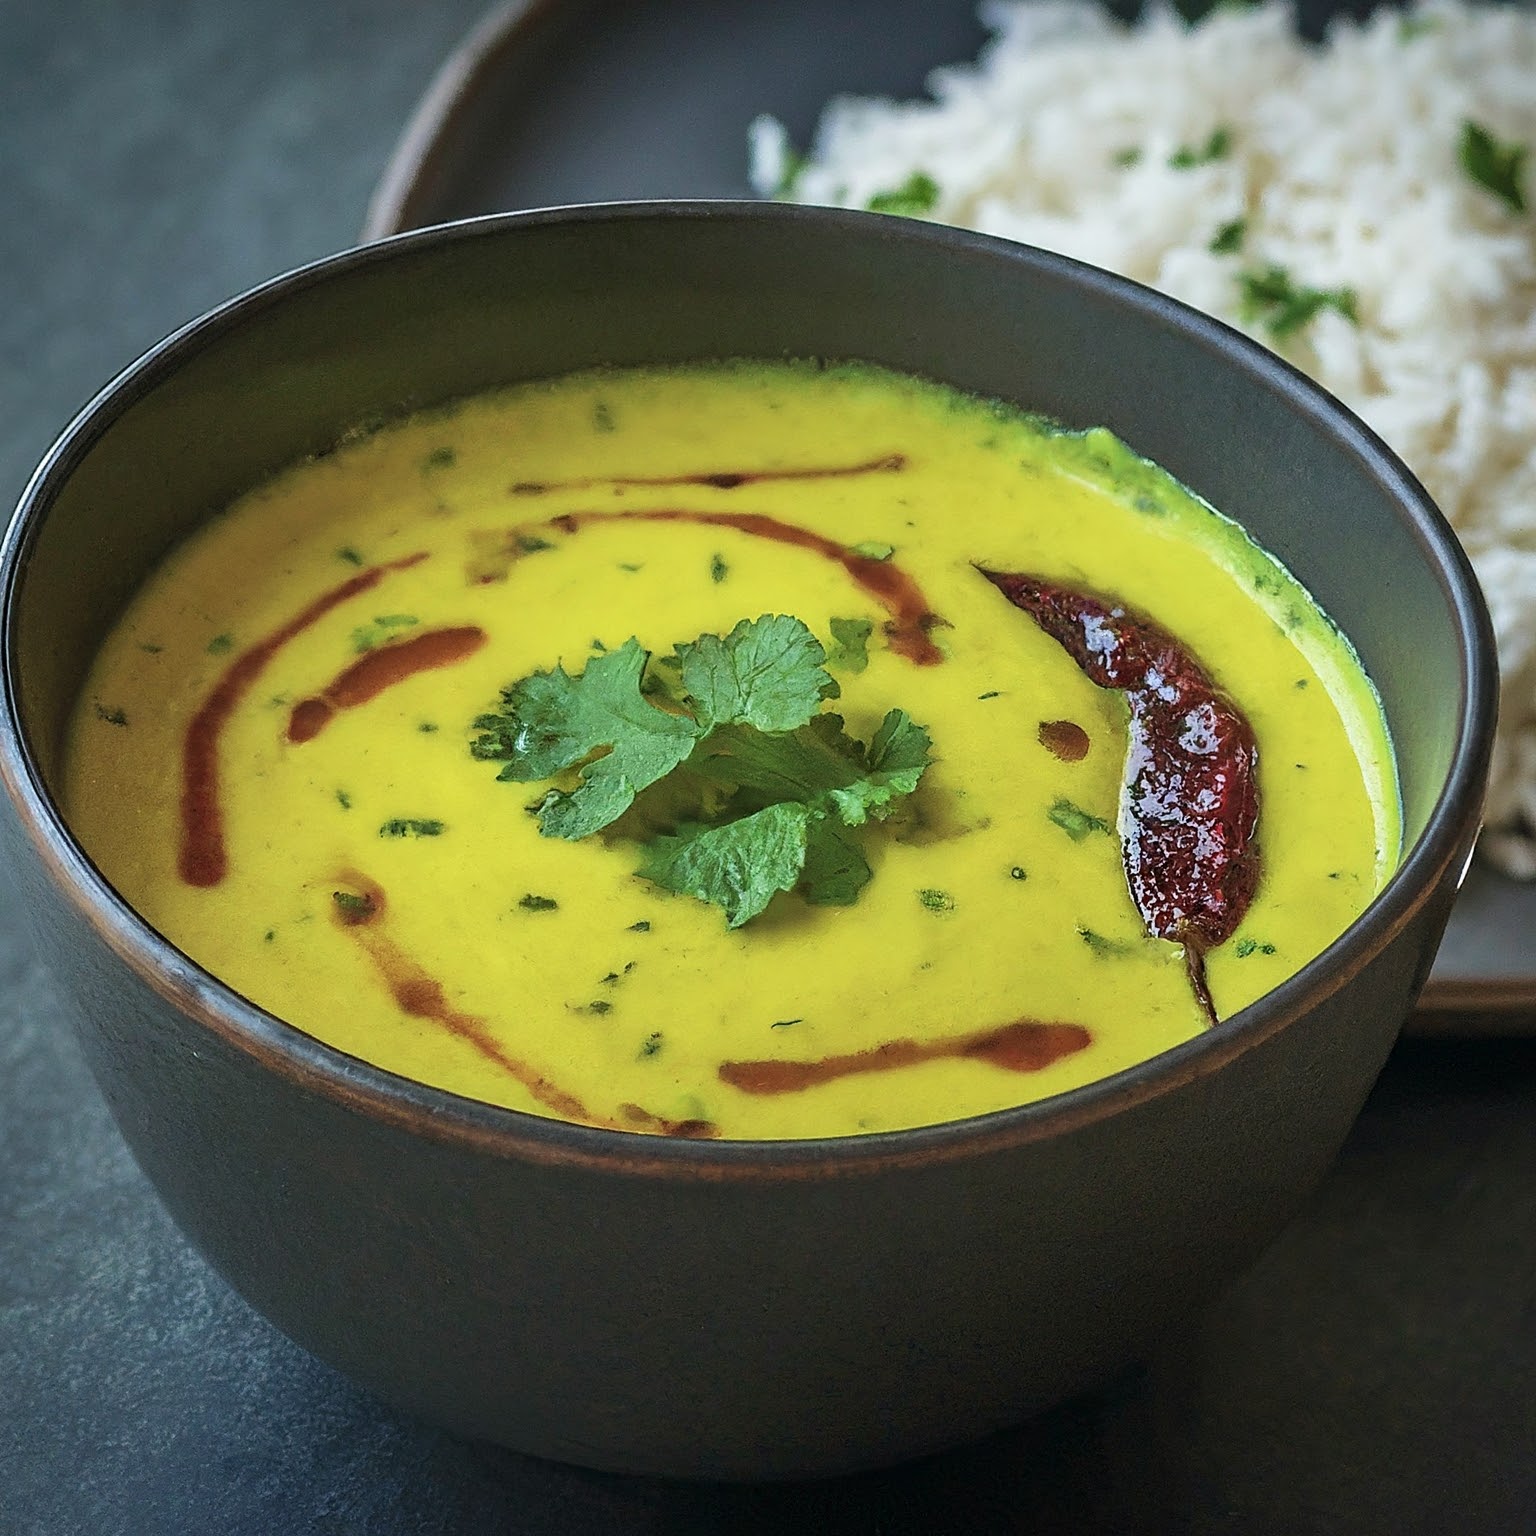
xmin=0 ymin=199 xmax=1498 ymax=1180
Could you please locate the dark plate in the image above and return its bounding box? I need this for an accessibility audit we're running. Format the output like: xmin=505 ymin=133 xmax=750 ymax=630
xmin=362 ymin=0 xmax=1536 ymax=1029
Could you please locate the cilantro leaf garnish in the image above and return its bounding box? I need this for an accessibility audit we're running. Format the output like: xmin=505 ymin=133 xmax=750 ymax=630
xmin=839 ymin=708 xmax=932 ymax=822
xmin=471 ymin=639 xmax=699 ymax=840
xmin=690 ymin=708 xmax=929 ymax=827
xmin=1236 ymin=264 xmax=1359 ymax=341
xmin=676 ymin=613 xmax=828 ymax=732
xmin=800 ymin=818 xmax=873 ymax=907
xmin=473 ymin=616 xmax=934 ymax=927
xmin=1460 ymin=119 xmax=1528 ymax=214
xmin=827 ymin=617 xmax=873 ymax=674
xmin=639 ymin=803 xmax=812 ymax=928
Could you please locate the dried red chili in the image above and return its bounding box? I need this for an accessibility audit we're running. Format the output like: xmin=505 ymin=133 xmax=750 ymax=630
xmin=978 ymin=568 xmax=1260 ymax=1026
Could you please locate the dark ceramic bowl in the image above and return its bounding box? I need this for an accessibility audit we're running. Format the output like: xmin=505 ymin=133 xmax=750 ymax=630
xmin=0 ymin=203 xmax=1495 ymax=1480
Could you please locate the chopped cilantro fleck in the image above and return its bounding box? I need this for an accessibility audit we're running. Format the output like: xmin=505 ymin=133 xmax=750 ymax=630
xmin=1009 ymin=866 xmax=1027 ymax=881
xmin=1077 ymin=926 xmax=1131 ymax=957
xmin=1048 ymin=798 xmax=1111 ymax=840
xmin=516 ymin=534 xmax=554 ymax=554
xmin=628 ymin=919 xmax=651 ymax=932
xmin=710 ymin=552 xmax=729 ymax=583
xmin=866 ymin=170 xmax=940 ymax=217
xmin=918 ymin=888 xmax=955 ymax=914
xmin=618 ymin=562 xmax=643 ymax=573
xmin=332 ymin=890 xmax=375 ymax=919
xmin=592 ymin=400 xmax=616 ymax=433
xmin=379 ymin=818 xmax=444 ymax=838
xmin=519 ymin=894 xmax=559 ymax=912
xmin=977 ymin=690 xmax=1001 ymax=701
xmin=94 ymin=704 xmax=128 ymax=727
xmin=351 ymin=614 xmax=419 ymax=654
xmin=1460 ymin=119 xmax=1528 ymax=214
xmin=336 ymin=789 xmax=352 ymax=810
xmin=263 ymin=929 xmax=275 ymax=943
xmin=1234 ymin=937 xmax=1277 ymax=958
xmin=1169 ymin=126 xmax=1231 ymax=169
xmin=638 ymin=1031 xmax=663 ymax=1058
xmin=138 ymin=641 xmax=163 ymax=655
xmin=771 ymin=1018 xmax=803 ymax=1029
xmin=423 ymin=445 xmax=456 ymax=470
xmin=850 ymin=540 xmax=895 ymax=562
xmin=206 ymin=633 xmax=234 ymax=656
xmin=418 ymin=721 xmax=439 ymax=733
xmin=1112 ymin=146 xmax=1142 ymax=169
xmin=1237 ymin=264 xmax=1358 ymax=341
xmin=583 ymin=1000 xmax=613 ymax=1016
xmin=1208 ymin=217 xmax=1247 ymax=255
xmin=826 ymin=616 xmax=873 ymax=674
xmin=336 ymin=547 xmax=365 ymax=567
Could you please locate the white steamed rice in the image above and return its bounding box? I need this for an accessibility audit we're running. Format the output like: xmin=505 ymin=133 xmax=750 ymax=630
xmin=750 ymin=0 xmax=1536 ymax=877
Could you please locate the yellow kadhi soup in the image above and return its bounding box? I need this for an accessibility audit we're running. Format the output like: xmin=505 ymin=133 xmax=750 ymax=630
xmin=65 ymin=362 xmax=1400 ymax=1139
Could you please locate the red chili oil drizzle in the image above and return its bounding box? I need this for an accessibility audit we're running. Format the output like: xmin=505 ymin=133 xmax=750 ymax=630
xmin=330 ymin=873 xmax=721 ymax=1139
xmin=179 ymin=553 xmax=428 ymax=887
xmin=979 ymin=568 xmax=1260 ymax=1026
xmin=510 ymin=453 xmax=906 ymax=496
xmin=505 ymin=508 xmax=945 ymax=667
xmin=617 ymin=1104 xmax=720 ymax=1140
xmin=1038 ymin=719 xmax=1090 ymax=762
xmin=286 ymin=626 xmax=487 ymax=745
xmin=719 ymin=1019 xmax=1090 ymax=1096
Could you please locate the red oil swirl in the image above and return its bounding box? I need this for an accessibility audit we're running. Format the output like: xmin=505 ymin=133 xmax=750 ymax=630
xmin=501 ymin=508 xmax=945 ymax=667
xmin=1038 ymin=719 xmax=1090 ymax=762
xmin=510 ymin=453 xmax=906 ymax=496
xmin=330 ymin=872 xmax=721 ymax=1138
xmin=286 ymin=626 xmax=486 ymax=745
xmin=718 ymin=1019 xmax=1091 ymax=1096
xmin=179 ymin=553 xmax=427 ymax=887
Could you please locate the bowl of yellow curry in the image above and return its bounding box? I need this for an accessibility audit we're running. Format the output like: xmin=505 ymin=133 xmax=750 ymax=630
xmin=0 ymin=203 xmax=1494 ymax=1478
